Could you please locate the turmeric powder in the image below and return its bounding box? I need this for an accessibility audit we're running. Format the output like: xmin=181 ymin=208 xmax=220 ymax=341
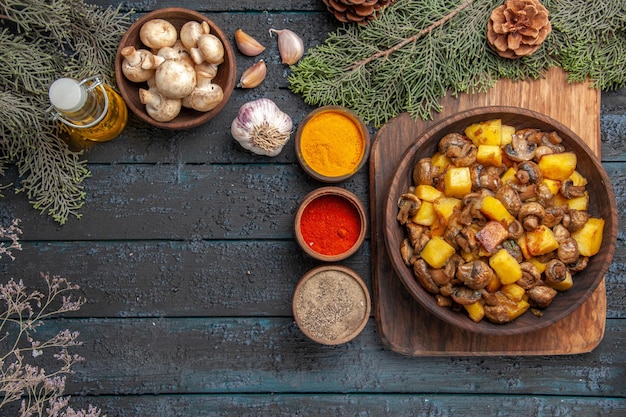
xmin=299 ymin=110 xmax=365 ymax=177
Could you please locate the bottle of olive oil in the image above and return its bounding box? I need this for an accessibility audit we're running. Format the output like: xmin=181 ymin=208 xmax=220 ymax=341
xmin=48 ymin=76 xmax=128 ymax=145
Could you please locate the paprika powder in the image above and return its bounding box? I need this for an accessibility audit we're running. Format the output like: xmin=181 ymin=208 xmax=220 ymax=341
xmin=299 ymin=194 xmax=362 ymax=256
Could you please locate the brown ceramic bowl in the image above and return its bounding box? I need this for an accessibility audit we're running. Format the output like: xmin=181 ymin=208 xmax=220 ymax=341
xmin=293 ymin=265 xmax=371 ymax=345
xmin=115 ymin=8 xmax=236 ymax=129
xmin=384 ymin=106 xmax=618 ymax=336
xmin=295 ymin=106 xmax=371 ymax=183
xmin=294 ymin=187 xmax=367 ymax=262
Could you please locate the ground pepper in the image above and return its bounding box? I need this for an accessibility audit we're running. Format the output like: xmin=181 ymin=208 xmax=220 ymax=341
xmin=299 ymin=110 xmax=365 ymax=177
xmin=299 ymin=194 xmax=361 ymax=256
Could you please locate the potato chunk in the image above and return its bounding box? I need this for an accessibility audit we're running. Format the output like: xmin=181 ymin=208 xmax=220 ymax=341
xmin=571 ymin=217 xmax=605 ymax=256
xmin=412 ymin=201 xmax=437 ymax=226
xmin=476 ymin=145 xmax=503 ymax=167
xmin=415 ymin=184 xmax=444 ymax=202
xmin=444 ymin=166 xmax=472 ymax=198
xmin=420 ymin=236 xmax=456 ymax=269
xmin=525 ymin=225 xmax=560 ymax=256
xmin=434 ymin=197 xmax=462 ymax=225
xmin=480 ymin=195 xmax=515 ymax=226
xmin=476 ymin=220 xmax=509 ymax=253
xmin=538 ymin=152 xmax=577 ymax=180
xmin=465 ymin=118 xmax=501 ymax=146
xmin=489 ymin=248 xmax=522 ymax=285
xmin=464 ymin=301 xmax=485 ymax=323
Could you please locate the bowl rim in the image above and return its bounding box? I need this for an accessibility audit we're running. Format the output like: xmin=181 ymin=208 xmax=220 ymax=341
xmin=292 ymin=264 xmax=371 ymax=345
xmin=294 ymin=186 xmax=367 ymax=262
xmin=295 ymin=105 xmax=371 ymax=183
xmin=114 ymin=7 xmax=236 ymax=130
xmin=383 ymin=105 xmax=618 ymax=336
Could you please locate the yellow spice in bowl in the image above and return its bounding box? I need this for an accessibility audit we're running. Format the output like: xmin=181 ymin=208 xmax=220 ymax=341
xmin=299 ymin=110 xmax=365 ymax=177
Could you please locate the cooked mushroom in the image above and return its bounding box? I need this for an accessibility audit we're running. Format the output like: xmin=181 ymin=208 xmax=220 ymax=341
xmin=515 ymin=161 xmax=543 ymax=184
xmin=527 ymin=285 xmax=558 ymax=308
xmin=564 ymin=209 xmax=589 ymax=232
xmin=518 ymin=202 xmax=545 ymax=231
xmin=568 ymin=255 xmax=589 ymax=272
xmin=560 ymin=178 xmax=586 ymax=199
xmin=507 ymin=219 xmax=525 ymax=239
xmin=543 ymin=206 xmax=565 ymax=228
xmin=536 ymin=183 xmax=554 ymax=206
xmin=454 ymin=226 xmax=478 ymax=254
xmin=552 ymin=224 xmax=570 ymax=242
xmin=541 ymin=131 xmax=566 ymax=153
xmin=525 ymin=129 xmax=565 ymax=153
xmin=435 ymin=294 xmax=453 ymax=307
xmin=544 ymin=259 xmax=569 ymax=287
xmin=406 ymin=222 xmax=429 ymax=252
xmin=438 ymin=133 xmax=477 ymax=167
xmin=431 ymin=259 xmax=458 ymax=286
xmin=534 ymin=145 xmax=555 ymax=161
xmin=504 ymin=132 xmax=537 ymax=162
xmin=516 ymin=183 xmax=538 ymax=202
xmin=456 ymin=260 xmax=495 ymax=290
xmin=413 ymin=259 xmax=440 ymax=294
xmin=400 ymin=238 xmax=415 ymax=266
xmin=396 ymin=193 xmax=421 ymax=225
xmin=413 ymin=157 xmax=438 ymax=186
xmin=557 ymin=237 xmax=580 ymax=264
xmin=483 ymin=304 xmax=512 ymax=324
xmin=471 ymin=164 xmax=503 ymax=192
xmin=517 ymin=261 xmax=542 ymax=289
xmin=495 ymin=184 xmax=522 ymax=216
xmin=450 ymin=286 xmax=482 ymax=305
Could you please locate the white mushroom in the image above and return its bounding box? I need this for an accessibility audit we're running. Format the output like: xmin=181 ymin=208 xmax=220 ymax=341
xmin=194 ymin=62 xmax=219 ymax=80
xmin=157 ymin=42 xmax=194 ymax=66
xmin=120 ymin=46 xmax=163 ymax=83
xmin=139 ymin=18 xmax=178 ymax=50
xmin=179 ymin=20 xmax=211 ymax=50
xmin=190 ymin=34 xmax=224 ymax=65
xmin=182 ymin=71 xmax=224 ymax=112
xmin=139 ymin=88 xmax=181 ymax=122
xmin=154 ymin=59 xmax=197 ymax=99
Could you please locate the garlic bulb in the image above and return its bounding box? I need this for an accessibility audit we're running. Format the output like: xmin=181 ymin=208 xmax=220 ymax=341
xmin=269 ymin=28 xmax=304 ymax=65
xmin=231 ymin=98 xmax=293 ymax=157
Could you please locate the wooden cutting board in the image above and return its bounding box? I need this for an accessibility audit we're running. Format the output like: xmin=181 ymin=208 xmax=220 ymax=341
xmin=370 ymin=67 xmax=605 ymax=356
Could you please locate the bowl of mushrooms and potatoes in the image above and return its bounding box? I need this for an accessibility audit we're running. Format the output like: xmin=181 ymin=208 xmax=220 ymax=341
xmin=115 ymin=8 xmax=236 ymax=129
xmin=384 ymin=106 xmax=618 ymax=335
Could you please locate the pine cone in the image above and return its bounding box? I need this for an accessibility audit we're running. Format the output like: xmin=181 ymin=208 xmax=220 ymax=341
xmin=322 ymin=0 xmax=395 ymax=25
xmin=486 ymin=0 xmax=552 ymax=59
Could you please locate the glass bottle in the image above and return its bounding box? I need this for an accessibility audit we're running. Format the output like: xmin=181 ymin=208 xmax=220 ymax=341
xmin=48 ymin=76 xmax=128 ymax=144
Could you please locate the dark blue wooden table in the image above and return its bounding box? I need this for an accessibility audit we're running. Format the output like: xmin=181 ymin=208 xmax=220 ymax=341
xmin=1 ymin=1 xmax=625 ymax=415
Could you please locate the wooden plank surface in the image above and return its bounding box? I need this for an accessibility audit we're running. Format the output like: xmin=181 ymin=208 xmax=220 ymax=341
xmin=370 ymin=67 xmax=607 ymax=355
xmin=0 ymin=2 xmax=625 ymax=416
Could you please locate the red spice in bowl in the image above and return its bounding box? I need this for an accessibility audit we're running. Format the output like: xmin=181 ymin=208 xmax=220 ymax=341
xmin=294 ymin=187 xmax=367 ymax=262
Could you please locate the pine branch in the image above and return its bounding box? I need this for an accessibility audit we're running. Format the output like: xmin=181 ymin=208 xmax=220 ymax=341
xmin=0 ymin=0 xmax=131 ymax=224
xmin=346 ymin=0 xmax=475 ymax=71
xmin=289 ymin=0 xmax=626 ymax=127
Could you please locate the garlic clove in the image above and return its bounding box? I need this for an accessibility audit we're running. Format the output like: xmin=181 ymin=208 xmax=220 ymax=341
xmin=235 ymin=29 xmax=266 ymax=56
xmin=237 ymin=60 xmax=266 ymax=89
xmin=269 ymin=28 xmax=304 ymax=65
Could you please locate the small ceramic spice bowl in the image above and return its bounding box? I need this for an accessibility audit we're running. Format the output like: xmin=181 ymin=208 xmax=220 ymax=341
xmin=293 ymin=265 xmax=371 ymax=345
xmin=295 ymin=106 xmax=371 ymax=183
xmin=294 ymin=187 xmax=367 ymax=262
